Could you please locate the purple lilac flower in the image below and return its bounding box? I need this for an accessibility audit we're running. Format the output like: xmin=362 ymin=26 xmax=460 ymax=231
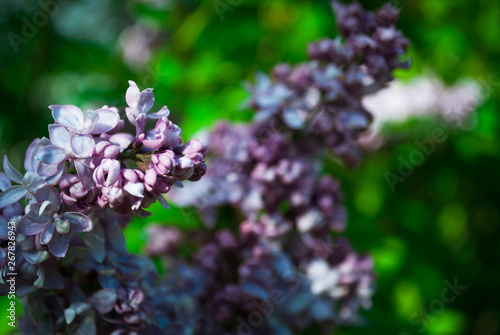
xmin=0 ymin=138 xmax=65 ymax=209
xmin=16 ymin=185 xmax=93 ymax=257
xmin=0 ymin=2 xmax=407 ymax=334
xmin=125 ymin=80 xmax=169 ymax=136
xmin=34 ymin=105 xmax=120 ymax=188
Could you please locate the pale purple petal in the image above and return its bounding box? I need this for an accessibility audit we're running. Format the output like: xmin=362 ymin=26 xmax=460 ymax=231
xmin=81 ymin=109 xmax=99 ymax=134
xmin=139 ymin=88 xmax=154 ymax=114
xmin=0 ymin=173 xmax=10 ymax=191
xmin=39 ymin=201 xmax=58 ymax=217
xmin=70 ymin=135 xmax=95 ymax=158
xmin=40 ymin=221 xmax=55 ymax=245
xmin=135 ymin=113 xmax=147 ymax=136
xmin=35 ymin=145 xmax=67 ymax=164
xmin=125 ymin=81 xmax=141 ymax=110
xmin=16 ymin=216 xmax=46 ymax=235
xmin=3 ymin=155 xmax=23 ymax=184
xmin=62 ymin=212 xmax=93 ymax=232
xmin=50 ymin=105 xmax=83 ymax=129
xmin=105 ymin=160 xmax=121 ymax=186
xmin=24 ymin=138 xmax=40 ymax=172
xmin=37 ymin=161 xmax=64 ymax=177
xmin=48 ymin=232 xmax=70 ymax=257
xmin=45 ymin=164 xmax=66 ymax=185
xmin=24 ymin=249 xmax=49 ymax=265
xmin=109 ymin=133 xmax=134 ymax=151
xmin=26 ymin=203 xmax=53 ymax=223
xmin=125 ymin=107 xmax=138 ymax=127
xmin=123 ymin=182 xmax=144 ymax=198
xmin=147 ymin=106 xmax=170 ymax=119
xmin=0 ymin=185 xmax=27 ymax=208
xmin=35 ymin=185 xmax=61 ymax=208
xmin=22 ymin=172 xmax=46 ymax=194
xmin=92 ymin=109 xmax=120 ymax=134
xmin=74 ymin=159 xmax=94 ymax=190
xmin=3 ymin=202 xmax=24 ymax=219
xmin=48 ymin=124 xmax=72 ymax=149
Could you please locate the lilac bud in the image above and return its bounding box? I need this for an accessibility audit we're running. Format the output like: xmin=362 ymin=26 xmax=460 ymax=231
xmin=174 ymin=157 xmax=194 ymax=181
xmin=288 ymin=64 xmax=312 ymax=91
xmin=93 ymin=158 xmax=121 ymax=187
xmin=60 ymin=174 xmax=97 ymax=211
xmin=138 ymin=116 xmax=182 ymax=150
xmin=151 ymin=150 xmax=176 ymax=176
xmin=272 ymin=63 xmax=291 ymax=82
xmin=177 ymin=140 xmax=207 ymax=181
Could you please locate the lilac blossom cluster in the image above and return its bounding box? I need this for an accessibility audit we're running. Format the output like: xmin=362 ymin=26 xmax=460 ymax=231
xmin=0 ymin=1 xmax=408 ymax=334
xmin=158 ymin=1 xmax=408 ymax=334
xmin=0 ymin=81 xmax=206 ymax=333
xmin=248 ymin=1 xmax=409 ymax=167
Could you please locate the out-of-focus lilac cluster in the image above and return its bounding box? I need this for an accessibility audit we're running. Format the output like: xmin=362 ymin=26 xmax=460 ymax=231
xmin=162 ymin=1 xmax=408 ymax=334
xmin=248 ymin=1 xmax=409 ymax=168
xmin=0 ymin=2 xmax=408 ymax=334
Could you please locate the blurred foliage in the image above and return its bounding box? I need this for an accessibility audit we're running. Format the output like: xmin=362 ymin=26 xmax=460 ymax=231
xmin=1 ymin=0 xmax=499 ymax=334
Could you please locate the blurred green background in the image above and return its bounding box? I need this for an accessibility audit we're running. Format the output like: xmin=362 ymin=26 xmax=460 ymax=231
xmin=1 ymin=0 xmax=499 ymax=334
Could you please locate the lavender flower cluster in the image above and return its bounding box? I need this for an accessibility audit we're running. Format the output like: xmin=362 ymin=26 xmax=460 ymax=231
xmin=249 ymin=1 xmax=409 ymax=168
xmin=0 ymin=2 xmax=408 ymax=334
xmin=160 ymin=1 xmax=408 ymax=334
xmin=0 ymin=81 xmax=207 ymax=333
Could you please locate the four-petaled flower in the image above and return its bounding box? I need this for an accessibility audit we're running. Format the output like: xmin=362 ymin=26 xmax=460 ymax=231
xmin=16 ymin=185 xmax=93 ymax=258
xmin=0 ymin=138 xmax=64 ymax=209
xmin=34 ymin=105 xmax=120 ymax=189
xmin=125 ymin=80 xmax=169 ymax=136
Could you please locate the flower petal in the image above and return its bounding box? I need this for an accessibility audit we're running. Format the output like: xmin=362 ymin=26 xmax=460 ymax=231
xmin=125 ymin=81 xmax=140 ymax=110
xmin=0 ymin=185 xmax=27 ymax=209
xmin=24 ymin=249 xmax=49 ymax=264
xmin=89 ymin=289 xmax=116 ymax=314
xmin=24 ymin=138 xmax=40 ymax=172
xmin=105 ymin=160 xmax=121 ymax=186
xmin=62 ymin=212 xmax=93 ymax=232
xmin=50 ymin=105 xmax=83 ymax=129
xmin=22 ymin=172 xmax=46 ymax=194
xmin=45 ymin=163 xmax=66 ymax=185
xmin=40 ymin=221 xmax=55 ymax=245
xmin=75 ymin=159 xmax=94 ymax=190
xmin=16 ymin=216 xmax=46 ymax=235
xmin=92 ymin=109 xmax=120 ymax=134
xmin=147 ymin=105 xmax=170 ymax=119
xmin=109 ymin=133 xmax=134 ymax=151
xmin=35 ymin=145 xmax=67 ymax=164
xmin=25 ymin=203 xmax=52 ymax=223
xmin=123 ymin=182 xmax=144 ymax=198
xmin=48 ymin=232 xmax=70 ymax=257
xmin=37 ymin=161 xmax=64 ymax=178
xmin=0 ymin=173 xmax=10 ymax=191
xmin=3 ymin=155 xmax=23 ymax=184
xmin=35 ymin=184 xmax=60 ymax=204
xmin=48 ymin=124 xmax=72 ymax=149
xmin=139 ymin=88 xmax=154 ymax=114
xmin=81 ymin=109 xmax=99 ymax=134
xmin=70 ymin=135 xmax=95 ymax=158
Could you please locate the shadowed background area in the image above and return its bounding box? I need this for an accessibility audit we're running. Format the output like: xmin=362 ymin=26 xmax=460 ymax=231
xmin=0 ymin=0 xmax=499 ymax=334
